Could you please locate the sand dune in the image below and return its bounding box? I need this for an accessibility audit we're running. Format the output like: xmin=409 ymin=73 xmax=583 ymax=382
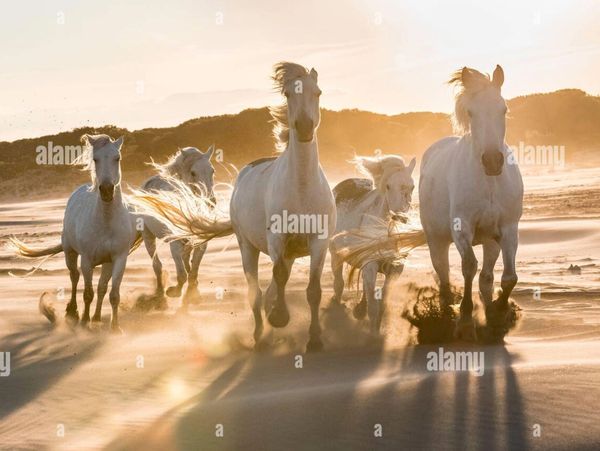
xmin=1 ymin=168 xmax=599 ymax=450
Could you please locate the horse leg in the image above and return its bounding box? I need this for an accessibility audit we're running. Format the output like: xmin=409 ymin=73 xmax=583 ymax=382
xmin=264 ymin=258 xmax=293 ymax=314
xmin=183 ymin=243 xmax=207 ymax=307
xmin=330 ymin=244 xmax=345 ymax=304
xmin=142 ymin=229 xmax=164 ymax=297
xmin=166 ymin=240 xmax=188 ymax=298
xmin=306 ymin=239 xmax=328 ymax=352
xmin=488 ymin=224 xmax=519 ymax=323
xmin=238 ymin=237 xmax=263 ymax=343
xmin=93 ymin=263 xmax=112 ymax=323
xmin=479 ymin=240 xmax=500 ymax=307
xmin=266 ymin=233 xmax=291 ymax=328
xmin=353 ymin=290 xmax=367 ymax=320
xmin=108 ymin=254 xmax=127 ymax=333
xmin=64 ymin=250 xmax=80 ymax=323
xmin=428 ymin=238 xmax=452 ymax=304
xmin=378 ymin=264 xmax=402 ymax=331
xmin=362 ymin=262 xmax=379 ymax=334
xmin=453 ymin=230 xmax=478 ymax=340
xmin=80 ymin=257 xmax=94 ymax=326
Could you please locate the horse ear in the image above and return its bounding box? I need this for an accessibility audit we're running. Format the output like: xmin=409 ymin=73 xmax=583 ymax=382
xmin=461 ymin=67 xmax=475 ymax=90
xmin=113 ymin=136 xmax=124 ymax=150
xmin=310 ymin=68 xmax=318 ymax=81
xmin=407 ymin=157 xmax=416 ymax=174
xmin=81 ymin=134 xmax=95 ymax=146
xmin=492 ymin=65 xmax=504 ymax=89
xmin=205 ymin=144 xmax=215 ymax=159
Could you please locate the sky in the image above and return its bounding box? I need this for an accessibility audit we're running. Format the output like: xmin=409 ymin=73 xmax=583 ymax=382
xmin=1 ymin=0 xmax=600 ymax=141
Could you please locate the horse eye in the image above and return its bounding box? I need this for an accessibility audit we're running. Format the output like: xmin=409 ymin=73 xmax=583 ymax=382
xmin=467 ymin=109 xmax=473 ymax=118
xmin=191 ymin=171 xmax=197 ymax=177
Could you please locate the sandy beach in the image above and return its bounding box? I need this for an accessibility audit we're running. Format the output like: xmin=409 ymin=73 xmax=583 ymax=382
xmin=0 ymin=167 xmax=598 ymax=450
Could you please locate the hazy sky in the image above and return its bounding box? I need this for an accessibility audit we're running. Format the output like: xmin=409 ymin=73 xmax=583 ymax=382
xmin=1 ymin=0 xmax=599 ymax=141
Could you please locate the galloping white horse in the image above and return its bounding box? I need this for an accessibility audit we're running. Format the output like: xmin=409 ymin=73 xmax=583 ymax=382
xmin=329 ymin=155 xmax=416 ymax=333
xmin=134 ymin=62 xmax=336 ymax=351
xmin=419 ymin=66 xmax=523 ymax=341
xmin=141 ymin=146 xmax=215 ymax=306
xmin=11 ymin=135 xmax=141 ymax=331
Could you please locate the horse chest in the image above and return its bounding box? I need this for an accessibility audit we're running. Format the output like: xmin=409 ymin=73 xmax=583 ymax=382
xmin=473 ymin=198 xmax=501 ymax=242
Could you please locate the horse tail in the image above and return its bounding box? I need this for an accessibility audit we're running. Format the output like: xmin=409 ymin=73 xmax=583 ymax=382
xmin=130 ymin=178 xmax=234 ymax=245
xmin=129 ymin=232 xmax=144 ymax=255
xmin=9 ymin=236 xmax=63 ymax=258
xmin=8 ymin=237 xmax=64 ymax=277
xmin=39 ymin=292 xmax=58 ymax=324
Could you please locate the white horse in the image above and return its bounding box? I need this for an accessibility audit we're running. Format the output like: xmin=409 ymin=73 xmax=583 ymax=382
xmin=329 ymin=155 xmax=416 ymax=333
xmin=133 ymin=62 xmax=336 ymax=351
xmin=419 ymin=66 xmax=523 ymax=341
xmin=11 ymin=134 xmax=141 ymax=331
xmin=140 ymin=146 xmax=215 ymax=306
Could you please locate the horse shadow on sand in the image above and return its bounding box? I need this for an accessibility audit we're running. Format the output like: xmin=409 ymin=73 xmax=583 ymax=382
xmin=0 ymin=320 xmax=104 ymax=420
xmin=104 ymin=285 xmax=528 ymax=451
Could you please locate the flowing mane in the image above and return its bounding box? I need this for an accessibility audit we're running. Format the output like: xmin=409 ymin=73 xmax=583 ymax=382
xmin=351 ymin=155 xmax=408 ymax=190
xmin=269 ymin=62 xmax=310 ymax=151
xmin=448 ymin=67 xmax=493 ymax=135
xmin=150 ymin=147 xmax=203 ymax=178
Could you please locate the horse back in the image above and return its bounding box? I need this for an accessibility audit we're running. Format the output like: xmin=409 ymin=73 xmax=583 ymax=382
xmin=141 ymin=175 xmax=175 ymax=192
xmin=332 ymin=178 xmax=373 ymax=206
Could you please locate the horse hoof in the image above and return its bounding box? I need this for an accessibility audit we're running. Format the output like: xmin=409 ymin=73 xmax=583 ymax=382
xmin=166 ymin=286 xmax=183 ymax=298
xmin=183 ymin=287 xmax=202 ymax=305
xmin=65 ymin=311 xmax=79 ymax=326
xmin=454 ymin=319 xmax=477 ymax=342
xmin=91 ymin=315 xmax=102 ymax=323
xmin=80 ymin=317 xmax=90 ymax=328
xmin=154 ymin=296 xmax=168 ymax=311
xmin=353 ymin=301 xmax=367 ymax=320
xmin=306 ymin=338 xmax=324 ymax=353
xmin=267 ymin=306 xmax=290 ymax=328
xmin=110 ymin=325 xmax=124 ymax=335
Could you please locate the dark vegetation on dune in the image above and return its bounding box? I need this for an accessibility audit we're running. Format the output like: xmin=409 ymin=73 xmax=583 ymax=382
xmin=1 ymin=89 xmax=599 ymax=200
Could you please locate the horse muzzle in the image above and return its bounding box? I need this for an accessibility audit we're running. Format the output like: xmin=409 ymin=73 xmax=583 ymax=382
xmin=295 ymin=118 xmax=314 ymax=143
xmin=99 ymin=182 xmax=115 ymax=202
xmin=482 ymin=150 xmax=504 ymax=176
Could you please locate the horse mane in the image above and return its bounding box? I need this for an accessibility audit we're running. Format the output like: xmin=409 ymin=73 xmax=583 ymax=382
xmin=269 ymin=62 xmax=310 ymax=152
xmin=150 ymin=147 xmax=202 ymax=178
xmin=448 ymin=67 xmax=492 ymax=135
xmin=351 ymin=155 xmax=408 ymax=190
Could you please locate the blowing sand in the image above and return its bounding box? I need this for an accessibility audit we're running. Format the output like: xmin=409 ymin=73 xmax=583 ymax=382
xmin=0 ymin=167 xmax=599 ymax=450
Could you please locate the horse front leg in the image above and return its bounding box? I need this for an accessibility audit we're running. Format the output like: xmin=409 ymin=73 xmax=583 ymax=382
xmin=80 ymin=257 xmax=94 ymax=327
xmin=306 ymin=237 xmax=328 ymax=352
xmin=183 ymin=243 xmax=207 ymax=306
xmin=329 ymin=242 xmax=345 ymax=304
xmin=267 ymin=235 xmax=291 ymax=328
xmin=361 ymin=262 xmax=379 ymax=335
xmin=64 ymin=249 xmax=80 ymax=324
xmin=453 ymin=227 xmax=478 ymax=341
xmin=108 ymin=254 xmax=128 ymax=334
xmin=486 ymin=224 xmax=519 ymax=329
xmin=92 ymin=262 xmax=112 ymax=323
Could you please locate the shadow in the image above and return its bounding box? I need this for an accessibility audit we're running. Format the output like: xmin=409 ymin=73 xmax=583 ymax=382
xmin=0 ymin=320 xmax=104 ymax=419
xmin=103 ymin=287 xmax=529 ymax=451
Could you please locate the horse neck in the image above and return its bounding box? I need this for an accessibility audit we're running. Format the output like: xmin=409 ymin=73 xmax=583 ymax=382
xmin=284 ymin=132 xmax=320 ymax=187
xmin=362 ymin=188 xmax=388 ymax=218
xmin=94 ymin=186 xmax=124 ymax=220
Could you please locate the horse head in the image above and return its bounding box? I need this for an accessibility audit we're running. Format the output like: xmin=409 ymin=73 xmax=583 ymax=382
xmin=175 ymin=146 xmax=216 ymax=196
xmin=271 ymin=62 xmax=321 ymax=146
xmin=81 ymin=134 xmax=123 ymax=202
xmin=451 ymin=65 xmax=507 ymax=176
